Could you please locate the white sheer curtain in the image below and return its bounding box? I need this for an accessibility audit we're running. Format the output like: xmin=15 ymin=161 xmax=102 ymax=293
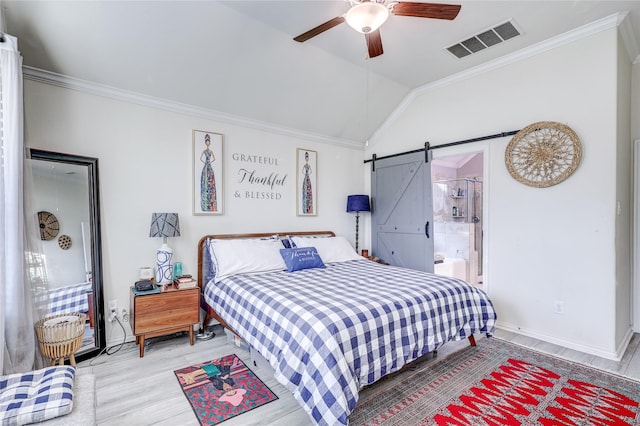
xmin=1 ymin=33 xmax=47 ymax=374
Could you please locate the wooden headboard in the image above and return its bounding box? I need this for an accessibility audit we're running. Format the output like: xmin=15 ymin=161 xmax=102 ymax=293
xmin=197 ymin=231 xmax=336 ymax=290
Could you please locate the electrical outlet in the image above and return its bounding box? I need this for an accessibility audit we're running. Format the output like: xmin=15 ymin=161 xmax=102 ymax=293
xmin=554 ymin=301 xmax=564 ymax=314
xmin=121 ymin=308 xmax=129 ymax=322
xmin=108 ymin=300 xmax=118 ymax=322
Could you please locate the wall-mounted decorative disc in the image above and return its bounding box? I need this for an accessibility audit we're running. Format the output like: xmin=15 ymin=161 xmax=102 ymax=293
xmin=505 ymin=121 xmax=582 ymax=188
xmin=58 ymin=235 xmax=72 ymax=250
xmin=37 ymin=211 xmax=60 ymax=240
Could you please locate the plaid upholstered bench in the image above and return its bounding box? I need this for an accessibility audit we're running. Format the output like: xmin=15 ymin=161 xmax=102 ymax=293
xmin=0 ymin=366 xmax=92 ymax=425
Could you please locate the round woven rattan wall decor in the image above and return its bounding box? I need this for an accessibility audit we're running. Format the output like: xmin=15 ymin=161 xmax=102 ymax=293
xmin=505 ymin=121 xmax=582 ymax=188
xmin=58 ymin=235 xmax=72 ymax=250
xmin=37 ymin=211 xmax=60 ymax=241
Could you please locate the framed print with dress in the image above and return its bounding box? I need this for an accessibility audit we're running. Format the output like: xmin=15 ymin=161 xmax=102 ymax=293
xmin=296 ymin=148 xmax=317 ymax=216
xmin=193 ymin=130 xmax=223 ymax=215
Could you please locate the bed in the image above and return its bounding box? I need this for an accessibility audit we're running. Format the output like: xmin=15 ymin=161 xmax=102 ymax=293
xmin=197 ymin=231 xmax=497 ymax=426
xmin=47 ymin=282 xmax=91 ymax=316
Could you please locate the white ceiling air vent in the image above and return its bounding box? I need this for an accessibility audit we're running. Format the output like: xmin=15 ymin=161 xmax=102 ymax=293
xmin=446 ymin=20 xmax=521 ymax=59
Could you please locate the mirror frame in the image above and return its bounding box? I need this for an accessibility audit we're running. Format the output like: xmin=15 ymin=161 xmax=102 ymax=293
xmin=29 ymin=149 xmax=106 ymax=361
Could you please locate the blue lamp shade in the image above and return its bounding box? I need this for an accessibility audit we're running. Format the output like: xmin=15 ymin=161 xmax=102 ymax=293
xmin=346 ymin=195 xmax=370 ymax=213
xmin=149 ymin=213 xmax=180 ymax=239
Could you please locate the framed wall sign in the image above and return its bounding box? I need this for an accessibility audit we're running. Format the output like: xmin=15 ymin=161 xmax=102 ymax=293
xmin=296 ymin=148 xmax=317 ymax=216
xmin=193 ymin=130 xmax=224 ymax=215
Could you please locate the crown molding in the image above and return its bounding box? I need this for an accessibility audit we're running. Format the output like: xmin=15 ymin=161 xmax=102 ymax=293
xmin=22 ymin=66 xmax=364 ymax=151
xmin=368 ymin=12 xmax=626 ymax=148
xmin=617 ymin=12 xmax=640 ymax=64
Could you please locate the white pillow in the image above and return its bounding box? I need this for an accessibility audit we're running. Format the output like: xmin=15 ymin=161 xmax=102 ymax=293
xmin=208 ymin=238 xmax=286 ymax=282
xmin=290 ymin=236 xmax=362 ymax=263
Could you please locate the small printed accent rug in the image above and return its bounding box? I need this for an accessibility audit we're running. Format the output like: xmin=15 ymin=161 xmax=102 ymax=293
xmin=174 ymin=354 xmax=278 ymax=425
xmin=350 ymin=337 xmax=640 ymax=425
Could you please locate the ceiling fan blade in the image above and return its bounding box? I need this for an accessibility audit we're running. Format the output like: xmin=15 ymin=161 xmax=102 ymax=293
xmin=365 ymin=29 xmax=384 ymax=58
xmin=392 ymin=2 xmax=461 ymax=20
xmin=293 ymin=16 xmax=346 ymax=42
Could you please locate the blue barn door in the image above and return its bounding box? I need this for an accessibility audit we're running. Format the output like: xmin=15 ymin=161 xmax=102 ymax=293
xmin=371 ymin=151 xmax=434 ymax=272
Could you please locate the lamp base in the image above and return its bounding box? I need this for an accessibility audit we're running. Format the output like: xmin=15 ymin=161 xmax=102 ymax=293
xmin=354 ymin=213 xmax=360 ymax=254
xmin=196 ymin=330 xmax=216 ymax=341
xmin=156 ymin=243 xmax=173 ymax=284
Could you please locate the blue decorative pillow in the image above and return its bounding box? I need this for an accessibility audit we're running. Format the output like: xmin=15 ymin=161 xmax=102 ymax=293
xmin=279 ymin=247 xmax=326 ymax=272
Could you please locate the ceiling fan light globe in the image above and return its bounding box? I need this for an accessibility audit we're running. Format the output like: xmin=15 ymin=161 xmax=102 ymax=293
xmin=345 ymin=2 xmax=389 ymax=34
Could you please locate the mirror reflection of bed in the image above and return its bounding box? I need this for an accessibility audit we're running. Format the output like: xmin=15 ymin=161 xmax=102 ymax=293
xmin=28 ymin=150 xmax=105 ymax=360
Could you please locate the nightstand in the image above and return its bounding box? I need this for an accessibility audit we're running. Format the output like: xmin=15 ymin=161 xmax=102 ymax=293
xmin=129 ymin=285 xmax=199 ymax=357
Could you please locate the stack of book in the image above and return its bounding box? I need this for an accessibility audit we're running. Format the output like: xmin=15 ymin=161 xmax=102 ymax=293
xmin=174 ymin=274 xmax=197 ymax=289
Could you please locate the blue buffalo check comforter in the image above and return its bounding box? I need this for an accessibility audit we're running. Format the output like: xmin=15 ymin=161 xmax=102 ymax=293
xmin=204 ymin=259 xmax=497 ymax=425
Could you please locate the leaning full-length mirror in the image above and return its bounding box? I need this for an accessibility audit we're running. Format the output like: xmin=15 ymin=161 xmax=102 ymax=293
xmin=28 ymin=149 xmax=105 ymax=361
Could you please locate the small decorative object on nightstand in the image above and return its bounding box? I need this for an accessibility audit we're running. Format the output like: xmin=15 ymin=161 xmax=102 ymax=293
xmin=139 ymin=266 xmax=154 ymax=281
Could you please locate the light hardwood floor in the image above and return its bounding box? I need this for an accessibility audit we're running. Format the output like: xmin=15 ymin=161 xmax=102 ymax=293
xmin=79 ymin=326 xmax=640 ymax=425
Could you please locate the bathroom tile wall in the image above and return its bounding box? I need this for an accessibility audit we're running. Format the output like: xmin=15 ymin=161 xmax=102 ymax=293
xmin=434 ymin=222 xmax=472 ymax=261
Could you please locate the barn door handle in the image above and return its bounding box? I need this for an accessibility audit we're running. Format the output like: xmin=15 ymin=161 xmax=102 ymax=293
xmin=425 ymin=221 xmax=430 ymax=238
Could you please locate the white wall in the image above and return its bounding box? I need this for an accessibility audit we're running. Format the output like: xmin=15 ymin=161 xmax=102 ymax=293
xmin=366 ymin=28 xmax=628 ymax=359
xmin=23 ymin=80 xmax=365 ymax=343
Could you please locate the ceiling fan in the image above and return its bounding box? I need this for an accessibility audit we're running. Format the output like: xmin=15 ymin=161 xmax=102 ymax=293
xmin=293 ymin=0 xmax=461 ymax=58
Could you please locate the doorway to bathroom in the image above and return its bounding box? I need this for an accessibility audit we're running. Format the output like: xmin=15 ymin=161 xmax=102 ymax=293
xmin=431 ymin=151 xmax=484 ymax=286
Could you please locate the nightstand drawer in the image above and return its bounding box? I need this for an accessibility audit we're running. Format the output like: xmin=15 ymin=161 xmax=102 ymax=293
xmin=135 ymin=307 xmax=198 ymax=334
xmin=135 ymin=290 xmax=198 ymax=313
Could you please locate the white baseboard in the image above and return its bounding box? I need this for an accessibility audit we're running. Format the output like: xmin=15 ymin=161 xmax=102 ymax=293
xmin=615 ymin=326 xmax=635 ymax=360
xmin=496 ymin=321 xmax=624 ymax=361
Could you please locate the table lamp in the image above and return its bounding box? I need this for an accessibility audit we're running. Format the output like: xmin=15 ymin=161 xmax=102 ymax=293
xmin=149 ymin=212 xmax=180 ymax=284
xmin=346 ymin=195 xmax=370 ymax=254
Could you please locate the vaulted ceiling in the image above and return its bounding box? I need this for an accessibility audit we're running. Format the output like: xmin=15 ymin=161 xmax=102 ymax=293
xmin=4 ymin=1 xmax=640 ymax=146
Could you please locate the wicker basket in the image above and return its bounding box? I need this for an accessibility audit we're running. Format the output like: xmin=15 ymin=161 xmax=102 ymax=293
xmin=35 ymin=312 xmax=86 ymax=366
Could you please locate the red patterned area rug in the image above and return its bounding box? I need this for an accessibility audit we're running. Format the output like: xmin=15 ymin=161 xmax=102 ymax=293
xmin=350 ymin=337 xmax=640 ymax=425
xmin=174 ymin=354 xmax=277 ymax=425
